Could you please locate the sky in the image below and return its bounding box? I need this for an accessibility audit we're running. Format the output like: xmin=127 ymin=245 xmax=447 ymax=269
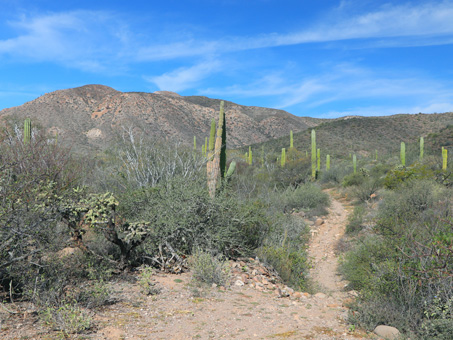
xmin=1 ymin=0 xmax=453 ymax=118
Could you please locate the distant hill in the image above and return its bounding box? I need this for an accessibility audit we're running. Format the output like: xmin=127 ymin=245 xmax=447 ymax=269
xmin=251 ymin=112 xmax=453 ymax=158
xmin=0 ymin=85 xmax=323 ymax=153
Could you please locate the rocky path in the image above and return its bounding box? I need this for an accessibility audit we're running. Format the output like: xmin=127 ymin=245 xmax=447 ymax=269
xmin=3 ymin=190 xmax=377 ymax=340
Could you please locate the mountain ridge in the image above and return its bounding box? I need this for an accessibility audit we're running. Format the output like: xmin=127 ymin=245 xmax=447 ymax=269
xmin=0 ymin=84 xmax=324 ymax=152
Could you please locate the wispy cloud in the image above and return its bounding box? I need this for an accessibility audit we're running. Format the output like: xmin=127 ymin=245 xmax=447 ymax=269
xmin=202 ymin=61 xmax=453 ymax=115
xmin=2 ymin=2 xmax=453 ymax=67
xmin=136 ymin=1 xmax=453 ymax=61
xmin=0 ymin=10 xmax=128 ymax=71
xmin=145 ymin=60 xmax=222 ymax=92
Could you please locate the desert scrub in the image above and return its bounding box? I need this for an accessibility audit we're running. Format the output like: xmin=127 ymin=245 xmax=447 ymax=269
xmin=189 ymin=250 xmax=231 ymax=286
xmin=258 ymin=215 xmax=311 ymax=291
xmin=345 ymin=205 xmax=366 ymax=234
xmin=137 ymin=266 xmax=161 ymax=295
xmin=41 ymin=302 xmax=93 ymax=335
xmin=342 ymin=179 xmax=453 ymax=338
xmin=271 ymin=183 xmax=330 ymax=216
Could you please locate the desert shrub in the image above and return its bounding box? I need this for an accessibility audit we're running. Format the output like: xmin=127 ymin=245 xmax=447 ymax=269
xmin=41 ymin=302 xmax=93 ymax=335
xmin=350 ymin=177 xmax=383 ymax=203
xmin=342 ymin=178 xmax=453 ymax=338
xmin=270 ymin=183 xmax=330 ymax=215
xmin=319 ymin=166 xmax=347 ymax=185
xmin=93 ymin=129 xmax=206 ymax=192
xmin=118 ymin=175 xmax=271 ymax=264
xmin=137 ymin=266 xmax=161 ymax=295
xmin=270 ymin=157 xmax=311 ymax=188
xmin=258 ymin=215 xmax=311 ymax=291
xmin=342 ymin=172 xmax=367 ymax=187
xmin=190 ymin=250 xmax=231 ymax=286
xmin=0 ymin=126 xmax=85 ymax=300
xmin=383 ymin=162 xmax=435 ymax=189
xmin=346 ymin=205 xmax=366 ymax=234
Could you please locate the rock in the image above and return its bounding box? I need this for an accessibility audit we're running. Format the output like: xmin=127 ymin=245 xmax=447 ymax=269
xmin=57 ymin=247 xmax=83 ymax=258
xmin=306 ymin=220 xmax=315 ymax=226
xmin=315 ymin=218 xmax=324 ymax=226
xmin=373 ymin=325 xmax=400 ymax=339
xmin=234 ymin=280 xmax=244 ymax=286
xmin=314 ymin=292 xmax=327 ymax=299
xmin=292 ymin=292 xmax=302 ymax=299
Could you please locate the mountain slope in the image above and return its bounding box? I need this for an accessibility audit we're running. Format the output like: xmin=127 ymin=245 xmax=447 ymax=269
xmin=0 ymin=85 xmax=323 ymax=152
xmin=252 ymin=113 xmax=453 ymax=158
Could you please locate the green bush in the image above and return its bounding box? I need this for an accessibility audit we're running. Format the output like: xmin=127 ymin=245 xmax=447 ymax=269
xmin=118 ymin=175 xmax=271 ymax=263
xmin=342 ymin=178 xmax=453 ymax=338
xmin=346 ymin=205 xmax=366 ymax=234
xmin=190 ymin=250 xmax=231 ymax=286
xmin=41 ymin=302 xmax=92 ymax=335
xmin=258 ymin=215 xmax=311 ymax=291
xmin=271 ymin=183 xmax=330 ymax=215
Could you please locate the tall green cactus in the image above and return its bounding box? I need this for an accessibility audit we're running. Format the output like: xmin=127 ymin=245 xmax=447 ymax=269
xmin=326 ymin=154 xmax=330 ymax=171
xmin=281 ymin=148 xmax=286 ymax=167
xmin=207 ymin=101 xmax=227 ymax=198
xmin=290 ymin=130 xmax=294 ymax=149
xmin=420 ymin=137 xmax=424 ymax=161
xmin=401 ymin=142 xmax=406 ymax=166
xmin=442 ymin=147 xmax=448 ymax=171
xmin=24 ymin=118 xmax=31 ymax=144
xmin=193 ymin=136 xmax=197 ymax=151
xmin=317 ymin=148 xmax=321 ymax=172
xmin=248 ymin=146 xmax=252 ymax=165
xmin=208 ymin=119 xmax=216 ymax=154
xmin=353 ymin=154 xmax=357 ymax=174
xmin=219 ymin=101 xmax=227 ymax=177
xmin=375 ymin=149 xmax=378 ymax=161
xmin=311 ymin=130 xmax=316 ymax=179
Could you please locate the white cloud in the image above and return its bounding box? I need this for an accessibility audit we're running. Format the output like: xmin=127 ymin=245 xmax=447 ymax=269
xmin=145 ymin=60 xmax=222 ymax=92
xmin=135 ymin=1 xmax=453 ymax=61
xmin=0 ymin=11 xmax=127 ymax=71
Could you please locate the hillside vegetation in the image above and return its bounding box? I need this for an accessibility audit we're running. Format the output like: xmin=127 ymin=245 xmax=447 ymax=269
xmin=0 ymin=103 xmax=452 ymax=339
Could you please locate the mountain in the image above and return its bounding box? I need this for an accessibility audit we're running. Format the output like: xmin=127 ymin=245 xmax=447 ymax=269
xmin=250 ymin=112 xmax=453 ymax=158
xmin=0 ymin=85 xmax=324 ymax=152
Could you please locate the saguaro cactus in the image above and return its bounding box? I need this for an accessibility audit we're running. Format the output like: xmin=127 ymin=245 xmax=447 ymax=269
xmin=375 ymin=149 xmax=378 ymax=161
xmin=420 ymin=137 xmax=424 ymax=161
xmin=317 ymin=148 xmax=321 ymax=172
xmin=24 ymin=118 xmax=31 ymax=144
xmin=290 ymin=130 xmax=294 ymax=149
xmin=281 ymin=148 xmax=286 ymax=167
xmin=248 ymin=146 xmax=253 ymax=165
xmin=326 ymin=154 xmax=330 ymax=171
xmin=353 ymin=154 xmax=357 ymax=174
xmin=207 ymin=101 xmax=227 ymax=198
xmin=311 ymin=130 xmax=316 ymax=179
xmin=193 ymin=136 xmax=197 ymax=151
xmin=401 ymin=142 xmax=406 ymax=166
xmin=442 ymin=147 xmax=448 ymax=171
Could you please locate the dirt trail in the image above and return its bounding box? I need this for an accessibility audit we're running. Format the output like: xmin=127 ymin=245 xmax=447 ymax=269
xmin=3 ymin=191 xmax=376 ymax=340
xmin=309 ymin=190 xmax=351 ymax=295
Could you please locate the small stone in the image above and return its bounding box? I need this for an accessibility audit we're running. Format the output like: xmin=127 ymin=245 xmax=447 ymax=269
xmin=315 ymin=218 xmax=324 ymax=226
xmin=314 ymin=292 xmax=327 ymax=299
xmin=211 ymin=283 xmax=218 ymax=288
xmin=234 ymin=280 xmax=244 ymax=286
xmin=373 ymin=325 xmax=400 ymax=339
xmin=293 ymin=292 xmax=302 ymax=299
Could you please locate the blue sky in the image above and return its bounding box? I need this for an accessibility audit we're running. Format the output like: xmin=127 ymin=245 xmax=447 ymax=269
xmin=1 ymin=0 xmax=453 ymax=118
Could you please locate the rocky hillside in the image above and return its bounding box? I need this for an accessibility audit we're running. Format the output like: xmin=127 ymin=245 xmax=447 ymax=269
xmin=0 ymin=85 xmax=324 ymax=152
